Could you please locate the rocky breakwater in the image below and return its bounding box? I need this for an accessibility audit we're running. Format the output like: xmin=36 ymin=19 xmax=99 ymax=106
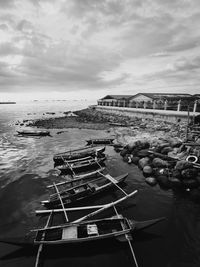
xmin=117 ymin=138 xmax=200 ymax=202
xmin=27 ymin=108 xmax=138 ymax=130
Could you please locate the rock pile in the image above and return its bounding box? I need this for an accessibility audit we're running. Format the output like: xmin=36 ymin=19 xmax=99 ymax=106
xmin=117 ymin=138 xmax=200 ymax=201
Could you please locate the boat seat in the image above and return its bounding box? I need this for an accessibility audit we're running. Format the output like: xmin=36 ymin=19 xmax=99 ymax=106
xmin=87 ymin=224 xmax=99 ymax=236
xmin=62 ymin=226 xmax=77 ymax=240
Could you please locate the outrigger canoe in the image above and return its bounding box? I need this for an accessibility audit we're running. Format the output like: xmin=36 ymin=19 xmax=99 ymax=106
xmin=17 ymin=130 xmax=50 ymax=136
xmin=86 ymin=138 xmax=115 ymax=145
xmin=57 ymin=156 xmax=106 ymax=175
xmin=53 ymin=146 xmax=105 ymax=165
xmin=41 ymin=173 xmax=128 ymax=208
xmin=0 ymin=215 xmax=164 ymax=246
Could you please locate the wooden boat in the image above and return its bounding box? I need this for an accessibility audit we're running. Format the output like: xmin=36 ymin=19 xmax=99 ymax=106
xmin=17 ymin=129 xmax=50 ymax=136
xmin=56 ymin=156 xmax=106 ymax=175
xmin=0 ymin=215 xmax=164 ymax=246
xmin=53 ymin=146 xmax=105 ymax=165
xmin=41 ymin=173 xmax=128 ymax=208
xmin=0 ymin=190 xmax=164 ymax=267
xmin=86 ymin=138 xmax=115 ymax=145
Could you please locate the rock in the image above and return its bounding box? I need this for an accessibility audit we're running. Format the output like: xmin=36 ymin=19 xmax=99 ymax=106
xmin=127 ymin=141 xmax=136 ymax=152
xmin=161 ymin=147 xmax=173 ymax=155
xmin=120 ymin=148 xmax=129 ymax=157
xmin=156 ymin=175 xmax=171 ymax=189
xmin=152 ymin=158 xmax=168 ymax=168
xmin=175 ymin=160 xmax=193 ymax=171
xmin=131 ymin=156 xmax=140 ymax=165
xmin=137 ymin=149 xmax=150 ymax=158
xmin=143 ymin=165 xmax=153 ymax=177
xmin=138 ymin=157 xmax=151 ymax=169
xmin=145 ymin=177 xmax=157 ymax=186
xmin=172 ymin=169 xmax=182 ymax=179
xmin=123 ymin=154 xmax=132 ymax=163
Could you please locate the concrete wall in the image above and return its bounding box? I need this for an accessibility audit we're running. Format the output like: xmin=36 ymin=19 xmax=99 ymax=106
xmin=95 ymin=105 xmax=199 ymax=123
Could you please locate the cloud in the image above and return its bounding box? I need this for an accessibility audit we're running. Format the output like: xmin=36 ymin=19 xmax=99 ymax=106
xmin=0 ymin=0 xmax=200 ymax=97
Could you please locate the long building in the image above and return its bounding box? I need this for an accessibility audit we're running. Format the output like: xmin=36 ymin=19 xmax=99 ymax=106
xmin=97 ymin=93 xmax=200 ymax=112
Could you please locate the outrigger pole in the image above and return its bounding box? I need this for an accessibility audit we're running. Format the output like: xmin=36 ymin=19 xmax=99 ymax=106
xmin=35 ymin=182 xmax=69 ymax=267
xmin=113 ymin=206 xmax=139 ymax=267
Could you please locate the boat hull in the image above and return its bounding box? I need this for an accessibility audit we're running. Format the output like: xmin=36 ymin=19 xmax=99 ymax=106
xmin=42 ymin=173 xmax=128 ymax=208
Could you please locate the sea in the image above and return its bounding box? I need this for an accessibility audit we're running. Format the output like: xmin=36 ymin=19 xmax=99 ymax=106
xmin=0 ymin=100 xmax=200 ymax=267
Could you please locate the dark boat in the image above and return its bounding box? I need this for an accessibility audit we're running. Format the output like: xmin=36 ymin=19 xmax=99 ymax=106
xmin=57 ymin=156 xmax=106 ymax=175
xmin=17 ymin=129 xmax=50 ymax=136
xmin=41 ymin=173 xmax=128 ymax=208
xmin=0 ymin=215 xmax=164 ymax=246
xmin=86 ymin=138 xmax=115 ymax=145
xmin=53 ymin=146 xmax=105 ymax=165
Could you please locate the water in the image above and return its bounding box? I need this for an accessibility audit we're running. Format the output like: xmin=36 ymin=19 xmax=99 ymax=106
xmin=0 ymin=101 xmax=199 ymax=267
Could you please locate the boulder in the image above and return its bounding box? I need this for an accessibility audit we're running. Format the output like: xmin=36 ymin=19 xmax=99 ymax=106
xmin=175 ymin=160 xmax=193 ymax=171
xmin=138 ymin=157 xmax=151 ymax=169
xmin=137 ymin=149 xmax=150 ymax=158
xmin=120 ymin=148 xmax=129 ymax=157
xmin=152 ymin=158 xmax=168 ymax=168
xmin=143 ymin=165 xmax=153 ymax=177
xmin=156 ymin=175 xmax=171 ymax=189
xmin=145 ymin=177 xmax=157 ymax=186
xmin=131 ymin=156 xmax=140 ymax=165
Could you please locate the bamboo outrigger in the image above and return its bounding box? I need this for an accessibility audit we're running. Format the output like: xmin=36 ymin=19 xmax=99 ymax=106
xmin=41 ymin=172 xmax=128 ymax=208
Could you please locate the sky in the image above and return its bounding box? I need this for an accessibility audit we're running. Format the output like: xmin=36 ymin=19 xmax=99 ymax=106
xmin=0 ymin=0 xmax=200 ymax=101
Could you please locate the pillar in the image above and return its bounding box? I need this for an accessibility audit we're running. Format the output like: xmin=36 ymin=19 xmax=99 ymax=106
xmin=164 ymin=100 xmax=168 ymax=110
xmin=193 ymin=100 xmax=197 ymax=113
xmin=153 ymin=100 xmax=156 ymax=109
xmin=177 ymin=100 xmax=181 ymax=111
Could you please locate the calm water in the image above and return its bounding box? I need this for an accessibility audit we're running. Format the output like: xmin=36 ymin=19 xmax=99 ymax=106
xmin=0 ymin=101 xmax=199 ymax=267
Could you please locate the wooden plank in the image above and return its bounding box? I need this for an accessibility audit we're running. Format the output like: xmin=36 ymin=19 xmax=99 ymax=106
xmin=53 ymin=183 xmax=68 ymax=222
xmin=74 ymin=190 xmax=137 ymax=223
xmin=35 ymin=205 xmax=105 ymax=215
xmin=34 ymin=211 xmax=53 ymax=267
xmin=99 ymin=172 xmax=128 ymax=196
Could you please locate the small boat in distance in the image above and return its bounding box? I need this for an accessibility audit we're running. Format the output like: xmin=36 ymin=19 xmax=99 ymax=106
xmin=41 ymin=172 xmax=128 ymax=208
xmin=0 ymin=215 xmax=164 ymax=246
xmin=17 ymin=129 xmax=50 ymax=136
xmin=86 ymin=138 xmax=115 ymax=145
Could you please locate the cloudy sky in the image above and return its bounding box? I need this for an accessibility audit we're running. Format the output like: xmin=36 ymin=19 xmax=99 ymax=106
xmin=0 ymin=0 xmax=200 ymax=101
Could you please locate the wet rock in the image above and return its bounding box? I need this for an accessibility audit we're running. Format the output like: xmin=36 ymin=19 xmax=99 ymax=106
xmin=152 ymin=158 xmax=168 ymax=168
xmin=138 ymin=157 xmax=151 ymax=169
xmin=131 ymin=156 xmax=140 ymax=165
xmin=143 ymin=165 xmax=153 ymax=177
xmin=145 ymin=177 xmax=157 ymax=186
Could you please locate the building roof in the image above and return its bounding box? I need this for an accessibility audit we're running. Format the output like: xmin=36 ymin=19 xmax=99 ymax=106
xmin=100 ymin=95 xmax=133 ymax=100
xmin=130 ymin=93 xmax=193 ymax=101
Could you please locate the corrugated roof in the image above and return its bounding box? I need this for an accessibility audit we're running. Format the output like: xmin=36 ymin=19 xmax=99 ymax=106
xmin=100 ymin=95 xmax=133 ymax=100
xmin=130 ymin=93 xmax=192 ymax=100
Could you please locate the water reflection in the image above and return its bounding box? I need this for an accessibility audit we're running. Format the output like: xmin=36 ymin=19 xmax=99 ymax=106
xmin=167 ymin=192 xmax=200 ymax=267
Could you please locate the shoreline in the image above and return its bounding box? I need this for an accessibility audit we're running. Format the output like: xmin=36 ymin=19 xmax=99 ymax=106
xmin=25 ymin=107 xmax=187 ymax=143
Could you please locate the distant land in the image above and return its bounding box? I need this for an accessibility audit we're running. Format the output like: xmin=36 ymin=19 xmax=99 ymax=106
xmin=0 ymin=102 xmax=16 ymax=104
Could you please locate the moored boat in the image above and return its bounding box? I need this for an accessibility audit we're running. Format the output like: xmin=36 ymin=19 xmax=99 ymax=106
xmin=86 ymin=138 xmax=115 ymax=145
xmin=56 ymin=156 xmax=106 ymax=175
xmin=17 ymin=129 xmax=50 ymax=136
xmin=41 ymin=172 xmax=128 ymax=208
xmin=53 ymin=146 xmax=105 ymax=165
xmin=0 ymin=215 xmax=164 ymax=246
